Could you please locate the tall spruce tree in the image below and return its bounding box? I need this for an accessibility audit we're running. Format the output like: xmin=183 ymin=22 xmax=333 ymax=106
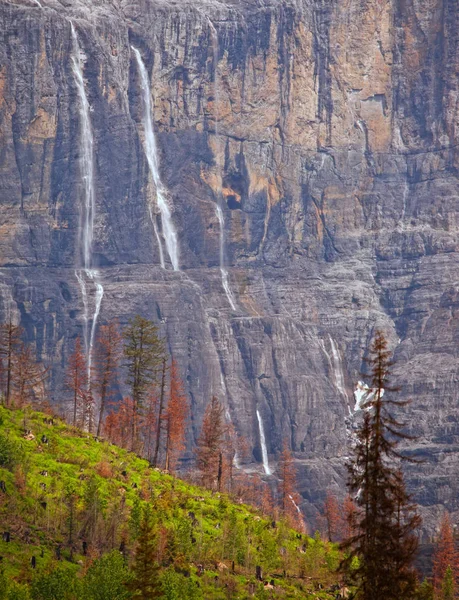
xmin=127 ymin=507 xmax=163 ymax=599
xmin=341 ymin=330 xmax=421 ymax=600
xmin=123 ymin=316 xmax=165 ymax=451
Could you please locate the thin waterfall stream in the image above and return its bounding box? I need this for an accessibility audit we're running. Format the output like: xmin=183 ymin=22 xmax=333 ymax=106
xmin=256 ymin=409 xmax=272 ymax=475
xmin=209 ymin=22 xmax=237 ymax=310
xmin=131 ymin=46 xmax=179 ymax=271
xmin=71 ymin=22 xmax=104 ymax=385
xmin=328 ymin=336 xmax=348 ymax=400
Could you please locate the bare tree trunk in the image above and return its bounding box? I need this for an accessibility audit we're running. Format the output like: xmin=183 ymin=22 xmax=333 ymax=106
xmin=152 ymin=359 xmax=167 ymax=467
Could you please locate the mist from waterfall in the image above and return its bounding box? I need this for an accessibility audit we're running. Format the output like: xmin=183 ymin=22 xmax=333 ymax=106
xmin=209 ymin=22 xmax=237 ymax=311
xmin=256 ymin=409 xmax=271 ymax=475
xmin=131 ymin=46 xmax=179 ymax=271
xmin=71 ymin=22 xmax=104 ymax=384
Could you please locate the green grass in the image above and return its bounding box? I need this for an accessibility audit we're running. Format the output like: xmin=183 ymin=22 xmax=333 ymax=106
xmin=0 ymin=406 xmax=342 ymax=599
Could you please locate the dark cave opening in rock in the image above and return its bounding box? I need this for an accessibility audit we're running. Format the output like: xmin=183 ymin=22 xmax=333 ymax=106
xmin=227 ymin=195 xmax=241 ymax=210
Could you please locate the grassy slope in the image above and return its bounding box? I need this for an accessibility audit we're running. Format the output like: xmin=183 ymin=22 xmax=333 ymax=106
xmin=0 ymin=406 xmax=341 ymax=599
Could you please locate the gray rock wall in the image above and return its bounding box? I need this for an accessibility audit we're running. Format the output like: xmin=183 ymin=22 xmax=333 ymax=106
xmin=1 ymin=0 xmax=459 ymax=533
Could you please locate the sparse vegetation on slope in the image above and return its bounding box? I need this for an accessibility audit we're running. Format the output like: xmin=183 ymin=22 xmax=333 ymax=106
xmin=0 ymin=406 xmax=345 ymax=599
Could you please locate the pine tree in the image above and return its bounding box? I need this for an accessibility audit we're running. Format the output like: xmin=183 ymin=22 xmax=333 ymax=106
xmin=94 ymin=321 xmax=122 ymax=437
xmin=195 ymin=396 xmax=226 ymax=489
xmin=441 ymin=566 xmax=455 ymax=600
xmin=164 ymin=359 xmax=188 ymax=473
xmin=65 ymin=336 xmax=87 ymax=427
xmin=341 ymin=330 xmax=421 ymax=600
xmin=433 ymin=513 xmax=458 ymax=599
xmin=123 ymin=316 xmax=165 ymax=451
xmin=127 ymin=507 xmax=163 ymax=599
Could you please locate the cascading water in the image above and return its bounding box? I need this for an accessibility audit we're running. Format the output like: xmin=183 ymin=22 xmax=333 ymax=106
xmin=131 ymin=46 xmax=179 ymax=271
xmin=288 ymin=494 xmax=302 ymax=514
xmin=208 ymin=22 xmax=237 ymax=311
xmin=71 ymin=22 xmax=104 ymax=384
xmin=328 ymin=336 xmax=348 ymax=401
xmin=256 ymin=409 xmax=272 ymax=475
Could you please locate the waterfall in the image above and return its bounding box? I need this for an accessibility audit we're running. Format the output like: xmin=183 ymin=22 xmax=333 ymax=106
xmin=208 ymin=23 xmax=237 ymax=310
xmin=131 ymin=47 xmax=179 ymax=271
xmin=401 ymin=179 xmax=409 ymax=225
xmin=288 ymin=494 xmax=302 ymax=514
xmin=32 ymin=0 xmax=43 ymax=6
xmin=88 ymin=273 xmax=104 ymax=379
xmin=71 ymin=22 xmax=104 ymax=385
xmin=328 ymin=336 xmax=348 ymax=400
xmin=256 ymin=409 xmax=271 ymax=475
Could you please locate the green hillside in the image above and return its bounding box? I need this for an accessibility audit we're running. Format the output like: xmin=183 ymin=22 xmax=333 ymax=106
xmin=0 ymin=405 xmax=344 ymax=599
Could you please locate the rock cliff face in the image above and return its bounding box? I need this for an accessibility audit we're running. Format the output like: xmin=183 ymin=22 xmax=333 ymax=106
xmin=1 ymin=0 xmax=459 ymax=533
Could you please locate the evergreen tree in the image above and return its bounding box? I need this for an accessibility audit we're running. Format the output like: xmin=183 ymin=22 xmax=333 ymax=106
xmin=441 ymin=566 xmax=455 ymax=600
xmin=341 ymin=330 xmax=421 ymax=600
xmin=0 ymin=320 xmax=23 ymax=406
xmin=123 ymin=316 xmax=165 ymax=451
xmin=83 ymin=550 xmax=131 ymax=600
xmin=195 ymin=396 xmax=226 ymax=489
xmin=127 ymin=507 xmax=163 ymax=599
xmin=433 ymin=513 xmax=458 ymax=599
xmin=94 ymin=321 xmax=122 ymax=437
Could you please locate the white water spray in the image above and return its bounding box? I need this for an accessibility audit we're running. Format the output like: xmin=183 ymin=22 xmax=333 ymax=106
xmin=88 ymin=273 xmax=104 ymax=378
xmin=131 ymin=46 xmax=179 ymax=271
xmin=256 ymin=409 xmax=271 ymax=475
xmin=329 ymin=336 xmax=348 ymax=400
xmin=208 ymin=22 xmax=237 ymax=310
xmin=71 ymin=22 xmax=104 ymax=384
xmin=32 ymin=0 xmax=43 ymax=6
xmin=216 ymin=205 xmax=237 ymax=310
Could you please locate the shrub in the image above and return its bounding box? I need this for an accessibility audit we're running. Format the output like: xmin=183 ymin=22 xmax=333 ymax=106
xmin=95 ymin=461 xmax=113 ymax=479
xmin=0 ymin=433 xmax=20 ymax=470
xmin=82 ymin=551 xmax=131 ymax=600
xmin=31 ymin=567 xmax=80 ymax=600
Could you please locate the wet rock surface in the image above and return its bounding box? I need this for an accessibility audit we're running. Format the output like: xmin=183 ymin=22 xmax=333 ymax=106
xmin=1 ymin=0 xmax=459 ymax=533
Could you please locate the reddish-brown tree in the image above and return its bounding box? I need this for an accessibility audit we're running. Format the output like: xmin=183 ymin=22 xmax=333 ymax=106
xmin=11 ymin=342 xmax=48 ymax=407
xmin=195 ymin=396 xmax=227 ymax=489
xmin=164 ymin=359 xmax=188 ymax=473
xmin=65 ymin=337 xmax=87 ymax=427
xmin=321 ymin=491 xmax=342 ymax=542
xmin=94 ymin=321 xmax=122 ymax=437
xmin=104 ymin=396 xmax=135 ymax=449
xmin=278 ymin=444 xmax=304 ymax=530
xmin=260 ymin=483 xmax=275 ymax=519
xmin=0 ymin=320 xmax=23 ymax=406
xmin=433 ymin=513 xmax=459 ymax=598
xmin=341 ymin=495 xmax=358 ymax=540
